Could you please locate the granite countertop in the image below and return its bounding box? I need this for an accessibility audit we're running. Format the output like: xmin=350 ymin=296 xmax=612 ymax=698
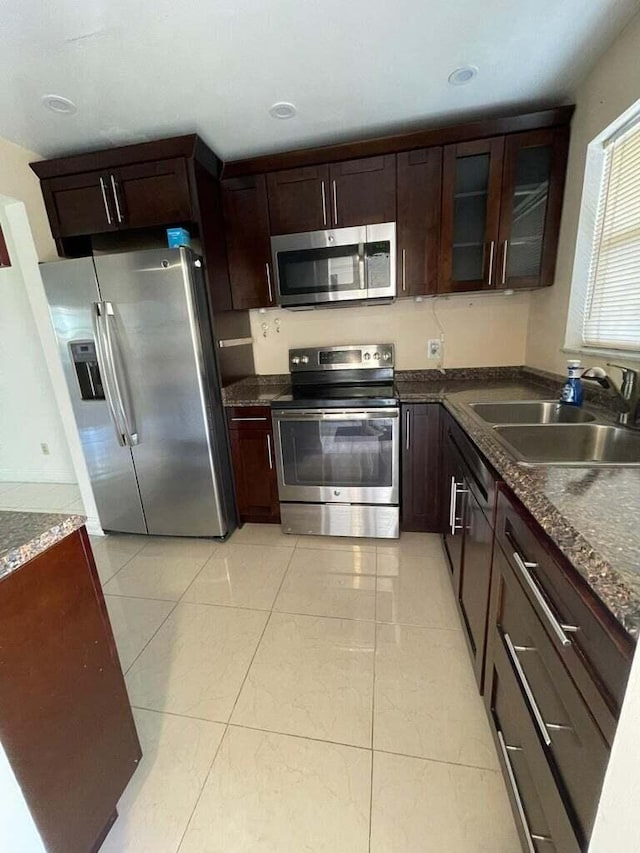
xmin=223 ymin=376 xmax=291 ymax=407
xmin=395 ymin=370 xmax=640 ymax=640
xmin=0 ymin=511 xmax=86 ymax=581
xmin=224 ymin=367 xmax=640 ymax=638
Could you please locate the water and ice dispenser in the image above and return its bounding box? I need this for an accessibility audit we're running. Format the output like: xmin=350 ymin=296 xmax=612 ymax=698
xmin=69 ymin=341 xmax=105 ymax=401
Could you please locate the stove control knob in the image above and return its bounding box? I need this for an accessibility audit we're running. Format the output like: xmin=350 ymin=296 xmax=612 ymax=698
xmin=363 ymin=352 xmax=371 ymax=361
xmin=383 ymin=351 xmax=391 ymax=361
xmin=291 ymin=356 xmax=300 ymax=365
xmin=373 ymin=352 xmax=381 ymax=360
xmin=301 ymin=355 xmax=309 ymax=364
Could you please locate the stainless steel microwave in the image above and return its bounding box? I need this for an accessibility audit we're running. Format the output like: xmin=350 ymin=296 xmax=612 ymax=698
xmin=270 ymin=222 xmax=396 ymax=308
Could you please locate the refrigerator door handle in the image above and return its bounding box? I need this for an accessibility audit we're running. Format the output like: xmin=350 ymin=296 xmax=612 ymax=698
xmin=92 ymin=302 xmax=127 ymax=447
xmin=102 ymin=301 xmax=139 ymax=446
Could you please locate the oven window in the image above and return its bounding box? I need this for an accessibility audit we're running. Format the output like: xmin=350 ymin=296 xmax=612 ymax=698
xmin=279 ymin=417 xmax=394 ymax=488
xmin=277 ymin=244 xmax=363 ymax=298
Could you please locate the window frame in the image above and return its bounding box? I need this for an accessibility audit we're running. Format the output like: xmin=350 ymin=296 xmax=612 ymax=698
xmin=564 ymin=98 xmax=640 ymax=360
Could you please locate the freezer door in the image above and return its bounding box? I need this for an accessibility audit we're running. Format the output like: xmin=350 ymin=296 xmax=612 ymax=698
xmin=93 ymin=248 xmax=228 ymax=537
xmin=40 ymin=257 xmax=146 ymax=534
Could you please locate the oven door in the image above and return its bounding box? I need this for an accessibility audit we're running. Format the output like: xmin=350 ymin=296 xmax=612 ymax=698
xmin=271 ymin=223 xmax=396 ymax=307
xmin=272 ymin=408 xmax=399 ymax=504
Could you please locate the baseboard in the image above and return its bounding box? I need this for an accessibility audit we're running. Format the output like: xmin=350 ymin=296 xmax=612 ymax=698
xmin=0 ymin=469 xmax=77 ymax=485
xmin=84 ymin=517 xmax=104 ymax=536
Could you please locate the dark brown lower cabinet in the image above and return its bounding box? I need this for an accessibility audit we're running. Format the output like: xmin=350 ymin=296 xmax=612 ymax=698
xmin=227 ymin=406 xmax=280 ymax=524
xmin=458 ymin=485 xmax=494 ymax=687
xmin=400 ymin=403 xmax=442 ymax=532
xmin=485 ymin=488 xmax=635 ymax=852
xmin=441 ymin=412 xmax=499 ymax=689
xmin=0 ymin=527 xmax=141 ymax=853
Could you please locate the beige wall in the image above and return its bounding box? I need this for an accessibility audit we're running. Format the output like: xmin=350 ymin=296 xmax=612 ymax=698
xmin=525 ymin=12 xmax=640 ymax=375
xmin=0 ymin=136 xmax=56 ymax=261
xmin=250 ymin=292 xmax=531 ymax=374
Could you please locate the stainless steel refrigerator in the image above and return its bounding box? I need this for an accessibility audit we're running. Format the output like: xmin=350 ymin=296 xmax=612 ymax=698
xmin=41 ymin=247 xmax=236 ymax=538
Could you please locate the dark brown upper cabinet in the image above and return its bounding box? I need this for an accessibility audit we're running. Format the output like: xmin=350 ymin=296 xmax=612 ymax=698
xmin=439 ymin=137 xmax=505 ymax=294
xmin=266 ymin=155 xmax=396 ymax=234
xmin=439 ymin=128 xmax=569 ymax=293
xmin=41 ymin=158 xmax=192 ymax=238
xmin=497 ymin=127 xmax=569 ymax=290
xmin=43 ymin=169 xmax=120 ymax=238
xmin=396 ymin=148 xmax=442 ymax=296
xmin=114 ymin=159 xmax=192 ymax=228
xmin=267 ymin=165 xmax=330 ymax=234
xmin=221 ymin=174 xmax=275 ymax=310
xmin=328 ymin=155 xmax=396 ymax=228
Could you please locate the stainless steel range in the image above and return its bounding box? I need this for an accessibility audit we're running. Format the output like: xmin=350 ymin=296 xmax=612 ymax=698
xmin=271 ymin=344 xmax=399 ymax=539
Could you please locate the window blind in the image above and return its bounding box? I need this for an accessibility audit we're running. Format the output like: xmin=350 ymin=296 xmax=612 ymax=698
xmin=582 ymin=119 xmax=640 ymax=351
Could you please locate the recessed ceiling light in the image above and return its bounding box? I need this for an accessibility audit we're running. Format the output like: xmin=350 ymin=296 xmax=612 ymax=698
xmin=448 ymin=66 xmax=478 ymax=86
xmin=269 ymin=102 xmax=297 ymax=120
xmin=42 ymin=94 xmax=77 ymax=115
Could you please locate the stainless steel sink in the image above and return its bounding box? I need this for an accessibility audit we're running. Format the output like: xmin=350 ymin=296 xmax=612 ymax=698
xmin=470 ymin=401 xmax=596 ymax=425
xmin=492 ymin=424 xmax=640 ymax=466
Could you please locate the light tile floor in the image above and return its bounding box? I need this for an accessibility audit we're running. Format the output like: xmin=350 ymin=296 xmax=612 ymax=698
xmin=93 ymin=524 xmax=519 ymax=853
xmin=0 ymin=480 xmax=83 ymax=514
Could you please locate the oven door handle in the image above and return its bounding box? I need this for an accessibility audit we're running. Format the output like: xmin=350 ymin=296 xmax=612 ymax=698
xmin=272 ymin=409 xmax=399 ymax=421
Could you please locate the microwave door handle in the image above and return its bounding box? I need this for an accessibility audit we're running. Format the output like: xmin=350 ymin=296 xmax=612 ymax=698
xmin=358 ymin=241 xmax=366 ymax=290
xmin=92 ymin=302 xmax=127 ymax=447
xmin=102 ymin=302 xmax=139 ymax=446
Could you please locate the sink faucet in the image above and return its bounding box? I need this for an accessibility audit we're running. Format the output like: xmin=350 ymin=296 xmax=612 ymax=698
xmin=581 ymin=363 xmax=640 ymax=429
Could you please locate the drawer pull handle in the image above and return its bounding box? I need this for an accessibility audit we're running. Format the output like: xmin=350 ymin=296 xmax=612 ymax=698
xmin=512 ymin=552 xmax=577 ymax=648
xmin=496 ymin=731 xmax=538 ymax=853
xmin=231 ymin=417 xmax=268 ymax=422
xmin=449 ymin=477 xmax=469 ymax=535
xmin=546 ymin=723 xmax=574 ymax=733
xmin=504 ymin=633 xmax=552 ymax=747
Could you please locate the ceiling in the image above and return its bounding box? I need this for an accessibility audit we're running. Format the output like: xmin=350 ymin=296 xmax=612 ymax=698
xmin=0 ymin=0 xmax=637 ymax=163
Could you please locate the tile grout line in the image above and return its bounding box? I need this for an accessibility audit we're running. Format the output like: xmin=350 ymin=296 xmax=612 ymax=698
xmin=174 ymin=721 xmax=230 ymax=853
xmin=224 ymin=545 xmax=297 ymax=725
xmin=368 ymin=550 xmax=379 ymax=853
xmin=122 ymin=598 xmax=180 ymax=676
xmin=172 ymin=546 xmax=299 ymax=852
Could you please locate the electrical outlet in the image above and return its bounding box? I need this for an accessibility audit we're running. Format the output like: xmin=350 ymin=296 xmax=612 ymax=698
xmin=40 ymin=443 xmax=50 ymax=456
xmin=427 ymin=339 xmax=442 ymax=360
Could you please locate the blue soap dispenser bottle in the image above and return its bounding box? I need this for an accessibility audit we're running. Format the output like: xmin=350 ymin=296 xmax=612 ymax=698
xmin=560 ymin=359 xmax=584 ymax=407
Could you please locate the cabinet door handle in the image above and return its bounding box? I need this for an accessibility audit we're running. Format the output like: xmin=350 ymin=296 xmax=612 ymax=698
xmin=450 ymin=478 xmax=469 ymax=535
xmin=231 ymin=417 xmax=268 ymax=422
xmin=332 ymin=180 xmax=338 ymax=225
xmin=265 ymin=262 xmax=273 ymax=303
xmin=266 ymin=433 xmax=273 ymax=469
xmin=110 ymin=174 xmax=124 ymax=224
xmin=501 ymin=240 xmax=509 ymax=285
xmin=405 ymin=409 xmax=410 ymax=449
xmin=402 ymin=249 xmax=407 ymax=292
xmin=504 ymin=633 xmax=552 ymax=746
xmin=99 ymin=178 xmax=113 ymax=225
xmin=487 ymin=240 xmax=496 ymax=287
xmin=321 ymin=181 xmax=327 ymax=226
xmin=496 ymin=732 xmax=540 ymax=853
xmin=511 ymin=551 xmax=578 ymax=648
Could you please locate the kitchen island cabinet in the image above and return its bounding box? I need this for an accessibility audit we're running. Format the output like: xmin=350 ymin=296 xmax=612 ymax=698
xmin=0 ymin=512 xmax=141 ymax=853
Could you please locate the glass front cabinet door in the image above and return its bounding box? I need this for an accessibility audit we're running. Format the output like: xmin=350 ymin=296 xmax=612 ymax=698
xmin=439 ymin=128 xmax=568 ymax=292
xmin=439 ymin=137 xmax=505 ymax=293
xmin=497 ymin=128 xmax=569 ymax=290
